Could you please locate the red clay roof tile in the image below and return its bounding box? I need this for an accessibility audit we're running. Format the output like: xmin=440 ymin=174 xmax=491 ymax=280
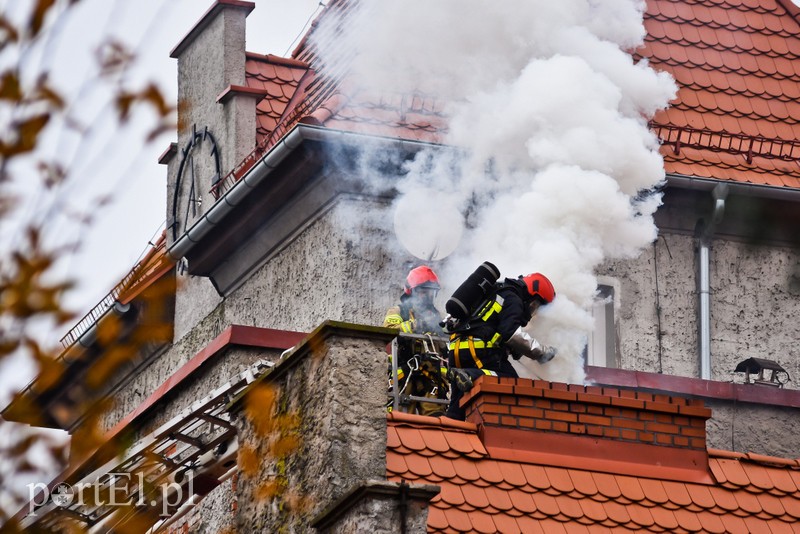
xmin=709 ymin=486 xmax=741 ymax=511
xmin=443 ymin=506 xmax=473 ymax=532
xmin=627 ymin=503 xmax=656 ymax=527
xmin=674 ymin=508 xmax=704 ymax=532
xmin=426 ymin=506 xmax=448 ymax=530
xmin=639 ymin=478 xmax=670 ymax=504
xmin=781 ymin=493 xmax=800 ymax=517
xmin=468 ymin=510 xmax=498 ymax=533
xmin=555 ymin=495 xmax=585 ymax=520
xmin=429 ymin=455 xmax=458 ymax=479
xmin=617 ymin=475 xmax=646 ymax=502
xmin=404 ymin=453 xmax=433 ymax=477
xmin=460 ymin=483 xmax=489 ymax=508
xmin=507 ymin=487 xmax=537 ymax=514
xmin=485 ymin=485 xmax=515 ymax=511
xmin=720 ymin=514 xmax=751 ymax=534
xmin=546 ymin=467 xmax=576 ymax=493
xmin=766 ymin=468 xmax=798 ymax=493
xmin=569 ymin=470 xmax=598 ymax=496
xmin=386 ymin=450 xmax=408 ymax=475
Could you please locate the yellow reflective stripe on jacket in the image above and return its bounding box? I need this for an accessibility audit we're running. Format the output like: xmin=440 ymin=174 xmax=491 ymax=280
xmin=383 ymin=313 xmax=403 ymax=328
xmin=481 ymin=299 xmax=503 ymax=321
xmin=447 ymin=337 xmax=500 ymax=351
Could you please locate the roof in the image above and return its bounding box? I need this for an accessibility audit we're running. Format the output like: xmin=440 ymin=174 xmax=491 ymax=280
xmin=244 ymin=52 xmax=308 ymax=146
xmin=641 ymin=0 xmax=800 ymax=188
xmin=387 ymin=410 xmax=800 ymax=533
xmin=225 ymin=0 xmax=800 ymax=194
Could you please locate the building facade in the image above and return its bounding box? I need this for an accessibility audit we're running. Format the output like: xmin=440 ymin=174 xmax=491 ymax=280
xmin=4 ymin=0 xmax=800 ymax=531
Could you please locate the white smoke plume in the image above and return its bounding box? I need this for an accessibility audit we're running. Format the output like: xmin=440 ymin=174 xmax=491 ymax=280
xmin=321 ymin=0 xmax=676 ymax=384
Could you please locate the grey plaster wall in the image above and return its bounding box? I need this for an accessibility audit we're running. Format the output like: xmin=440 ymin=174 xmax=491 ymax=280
xmin=602 ymin=232 xmax=800 ymax=387
xmin=705 ymin=400 xmax=800 ymax=458
xmin=174 ymin=271 xmax=223 ymax=342
xmin=224 ymin=197 xmax=414 ymax=333
xmin=100 ymin=301 xmax=275 ymax=434
xmin=234 ymin=332 xmax=389 ymax=532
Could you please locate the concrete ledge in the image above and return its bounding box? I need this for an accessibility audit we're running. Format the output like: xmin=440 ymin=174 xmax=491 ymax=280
xmin=311 ymin=480 xmax=441 ymax=531
xmin=229 ymin=320 xmax=397 ymax=408
xmin=587 ymin=366 xmax=800 ymax=409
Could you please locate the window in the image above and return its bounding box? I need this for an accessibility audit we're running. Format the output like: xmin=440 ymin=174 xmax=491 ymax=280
xmin=585 ymin=284 xmax=617 ymax=368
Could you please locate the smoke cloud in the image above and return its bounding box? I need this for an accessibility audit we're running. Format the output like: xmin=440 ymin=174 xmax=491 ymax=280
xmin=318 ymin=0 xmax=676 ymax=384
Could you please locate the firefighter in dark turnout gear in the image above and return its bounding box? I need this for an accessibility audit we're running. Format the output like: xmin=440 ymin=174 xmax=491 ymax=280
xmin=444 ymin=272 xmax=557 ymax=421
xmin=384 ymin=266 xmax=449 ymax=416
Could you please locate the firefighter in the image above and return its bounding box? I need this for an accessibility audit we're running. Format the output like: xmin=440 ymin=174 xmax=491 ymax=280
xmin=384 ymin=265 xmax=449 ymax=416
xmin=444 ymin=272 xmax=557 ymax=421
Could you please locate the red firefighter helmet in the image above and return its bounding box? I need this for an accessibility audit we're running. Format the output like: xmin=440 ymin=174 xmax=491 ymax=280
xmin=521 ymin=273 xmax=556 ymax=304
xmin=404 ymin=266 xmax=441 ymax=295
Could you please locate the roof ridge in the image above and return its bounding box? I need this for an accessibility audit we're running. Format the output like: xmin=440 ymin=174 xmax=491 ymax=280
xmin=387 ymin=411 xmax=478 ymax=432
xmin=709 ymin=448 xmax=800 ymax=468
xmin=245 ymin=51 xmax=309 ymax=69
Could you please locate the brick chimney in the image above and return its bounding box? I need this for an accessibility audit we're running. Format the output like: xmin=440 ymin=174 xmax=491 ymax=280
xmin=460 ymin=377 xmax=714 ymax=483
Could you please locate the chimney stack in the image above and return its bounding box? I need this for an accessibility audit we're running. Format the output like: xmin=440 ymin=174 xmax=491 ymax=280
xmin=460 ymin=377 xmax=713 ymax=483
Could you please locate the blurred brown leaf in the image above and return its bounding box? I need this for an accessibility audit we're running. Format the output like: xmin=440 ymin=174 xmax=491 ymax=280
xmin=0 ymin=16 xmax=20 ymax=50
xmin=0 ymin=114 xmax=49 ymax=157
xmin=0 ymin=71 xmax=22 ymax=101
xmin=29 ymin=0 xmax=57 ymax=38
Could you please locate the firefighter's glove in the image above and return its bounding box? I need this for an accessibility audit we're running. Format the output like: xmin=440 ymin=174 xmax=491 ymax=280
xmin=535 ymin=345 xmax=557 ymax=364
xmin=507 ymin=327 xmax=555 ymax=364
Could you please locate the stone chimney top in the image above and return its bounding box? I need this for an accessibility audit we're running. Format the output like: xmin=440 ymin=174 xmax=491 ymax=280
xmin=170 ymin=0 xmax=255 ymax=59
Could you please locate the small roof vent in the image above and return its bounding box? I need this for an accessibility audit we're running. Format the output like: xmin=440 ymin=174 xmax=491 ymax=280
xmin=734 ymin=357 xmax=790 ymax=388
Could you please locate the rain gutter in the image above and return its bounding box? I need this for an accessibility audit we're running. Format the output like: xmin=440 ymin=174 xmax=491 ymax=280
xmin=666 ymin=173 xmax=800 ymax=202
xmin=167 ymin=124 xmax=444 ymax=262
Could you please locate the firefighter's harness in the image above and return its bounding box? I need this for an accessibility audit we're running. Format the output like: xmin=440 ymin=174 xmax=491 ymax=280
xmin=448 ymin=294 xmax=505 ymax=369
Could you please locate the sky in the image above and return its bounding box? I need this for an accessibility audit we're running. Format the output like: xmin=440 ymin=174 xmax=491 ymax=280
xmin=0 ymin=0 xmax=324 ymax=403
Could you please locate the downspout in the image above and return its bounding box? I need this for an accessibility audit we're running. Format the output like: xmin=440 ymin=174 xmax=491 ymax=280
xmin=698 ymin=183 xmax=728 ymax=380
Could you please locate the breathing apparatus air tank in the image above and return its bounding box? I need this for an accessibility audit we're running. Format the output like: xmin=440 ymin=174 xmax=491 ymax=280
xmin=445 ymin=261 xmax=501 ymax=320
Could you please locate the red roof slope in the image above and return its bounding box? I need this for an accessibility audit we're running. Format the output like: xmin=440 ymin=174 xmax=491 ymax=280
xmin=232 ymin=0 xmax=800 ymax=193
xmin=641 ymin=0 xmax=800 ymax=188
xmin=388 ymin=412 xmax=800 ymax=533
xmin=244 ymin=52 xmax=308 ymax=146
xmin=386 ymin=377 xmax=800 ymax=533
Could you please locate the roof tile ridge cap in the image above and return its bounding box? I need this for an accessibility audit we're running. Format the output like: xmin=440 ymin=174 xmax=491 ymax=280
xmin=743 ymin=451 xmax=800 ymax=468
xmin=708 ymin=448 xmax=746 ymax=460
xmin=245 ymin=51 xmax=309 ymax=69
xmin=387 ymin=411 xmax=478 ymax=432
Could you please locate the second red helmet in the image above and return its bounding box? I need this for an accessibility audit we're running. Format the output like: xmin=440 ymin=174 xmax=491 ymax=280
xmin=521 ymin=273 xmax=556 ymax=304
xmin=405 ymin=266 xmax=441 ymax=295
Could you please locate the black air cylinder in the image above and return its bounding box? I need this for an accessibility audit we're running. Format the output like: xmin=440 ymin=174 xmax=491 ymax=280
xmin=445 ymin=261 xmax=500 ymax=320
